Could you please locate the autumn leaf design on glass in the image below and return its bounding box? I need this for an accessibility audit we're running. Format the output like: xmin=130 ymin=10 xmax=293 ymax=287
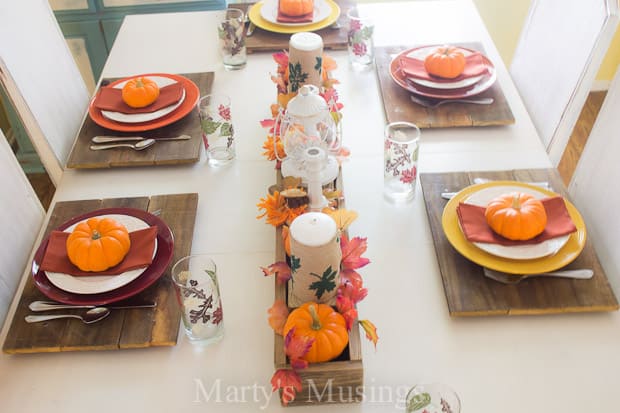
xmin=198 ymin=94 xmax=236 ymax=166
xmin=309 ymin=265 xmax=338 ymax=299
xmin=384 ymin=122 xmax=420 ymax=202
xmin=218 ymin=8 xmax=247 ymax=70
xmin=347 ymin=7 xmax=375 ymax=67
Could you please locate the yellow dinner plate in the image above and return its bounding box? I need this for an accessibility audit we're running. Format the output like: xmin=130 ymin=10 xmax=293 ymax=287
xmin=248 ymin=0 xmax=341 ymax=34
xmin=441 ymin=181 xmax=587 ymax=274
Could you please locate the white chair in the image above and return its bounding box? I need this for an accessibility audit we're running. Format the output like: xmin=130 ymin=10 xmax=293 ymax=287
xmin=0 ymin=129 xmax=45 ymax=327
xmin=510 ymin=0 xmax=619 ymax=166
xmin=569 ymin=66 xmax=620 ymax=292
xmin=0 ymin=0 xmax=89 ymax=186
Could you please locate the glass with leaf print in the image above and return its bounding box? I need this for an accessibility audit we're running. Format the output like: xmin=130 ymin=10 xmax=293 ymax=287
xmin=405 ymin=383 xmax=460 ymax=413
xmin=172 ymin=255 xmax=224 ymax=345
xmin=198 ymin=94 xmax=236 ymax=166
xmin=384 ymin=122 xmax=420 ymax=203
xmin=217 ymin=8 xmax=246 ymax=70
xmin=347 ymin=7 xmax=374 ymax=69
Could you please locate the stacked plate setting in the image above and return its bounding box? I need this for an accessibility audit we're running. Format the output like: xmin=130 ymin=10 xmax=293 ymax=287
xmin=248 ymin=0 xmax=341 ymax=34
xmin=390 ymin=46 xmax=497 ymax=100
xmin=88 ymin=73 xmax=200 ymax=132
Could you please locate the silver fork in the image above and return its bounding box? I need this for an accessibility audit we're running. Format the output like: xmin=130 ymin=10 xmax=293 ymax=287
xmin=410 ymin=94 xmax=494 ymax=108
xmin=483 ymin=268 xmax=594 ymax=285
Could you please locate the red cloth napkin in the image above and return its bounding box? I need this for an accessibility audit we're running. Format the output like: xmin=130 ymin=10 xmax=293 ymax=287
xmin=92 ymin=82 xmax=184 ymax=114
xmin=40 ymin=226 xmax=158 ymax=276
xmin=277 ymin=0 xmax=314 ymax=23
xmin=399 ymin=50 xmax=488 ymax=83
xmin=456 ymin=196 xmax=577 ymax=246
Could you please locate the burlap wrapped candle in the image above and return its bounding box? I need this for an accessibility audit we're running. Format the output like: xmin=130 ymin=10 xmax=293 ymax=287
xmin=288 ymin=212 xmax=341 ymax=307
xmin=288 ymin=32 xmax=324 ymax=95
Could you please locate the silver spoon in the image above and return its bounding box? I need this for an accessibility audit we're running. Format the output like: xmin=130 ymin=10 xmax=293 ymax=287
xmin=25 ymin=307 xmax=111 ymax=324
xmin=483 ymin=268 xmax=594 ymax=285
xmin=89 ymin=139 xmax=155 ymax=151
xmin=91 ymin=134 xmax=191 ymax=143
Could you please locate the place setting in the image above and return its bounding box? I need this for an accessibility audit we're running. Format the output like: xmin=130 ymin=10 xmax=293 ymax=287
xmin=237 ymin=0 xmax=352 ymax=53
xmin=66 ymin=72 xmax=214 ymax=169
xmin=375 ymin=43 xmax=515 ymax=128
xmin=419 ymin=169 xmax=618 ymax=316
xmin=3 ymin=193 xmax=199 ymax=354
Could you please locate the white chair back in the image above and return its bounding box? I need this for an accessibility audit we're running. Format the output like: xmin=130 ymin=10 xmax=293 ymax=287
xmin=0 ymin=130 xmax=45 ymax=327
xmin=0 ymin=0 xmax=89 ymax=186
xmin=569 ymin=66 xmax=620 ymax=291
xmin=510 ymin=0 xmax=619 ymax=166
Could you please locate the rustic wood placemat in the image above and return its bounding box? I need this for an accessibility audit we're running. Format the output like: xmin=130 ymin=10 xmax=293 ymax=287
xmin=419 ymin=169 xmax=618 ymax=316
xmin=3 ymin=193 xmax=198 ymax=354
xmin=237 ymin=0 xmax=353 ymax=53
xmin=66 ymin=72 xmax=213 ymax=169
xmin=376 ymin=44 xmax=515 ymax=128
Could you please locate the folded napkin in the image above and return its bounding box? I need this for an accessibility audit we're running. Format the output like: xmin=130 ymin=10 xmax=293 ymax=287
xmin=456 ymin=196 xmax=577 ymax=246
xmin=277 ymin=1 xmax=314 ymax=23
xmin=40 ymin=226 xmax=158 ymax=276
xmin=399 ymin=50 xmax=488 ymax=83
xmin=92 ymin=82 xmax=184 ymax=114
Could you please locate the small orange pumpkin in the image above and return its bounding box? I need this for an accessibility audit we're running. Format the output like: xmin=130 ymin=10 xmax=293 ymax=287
xmin=66 ymin=217 xmax=131 ymax=272
xmin=282 ymin=302 xmax=348 ymax=363
xmin=121 ymin=77 xmax=160 ymax=108
xmin=279 ymin=0 xmax=313 ymax=16
xmin=424 ymin=46 xmax=466 ymax=79
xmin=484 ymin=192 xmax=548 ymax=241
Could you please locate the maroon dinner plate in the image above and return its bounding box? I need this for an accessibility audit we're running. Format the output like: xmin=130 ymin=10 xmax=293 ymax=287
xmin=32 ymin=207 xmax=174 ymax=305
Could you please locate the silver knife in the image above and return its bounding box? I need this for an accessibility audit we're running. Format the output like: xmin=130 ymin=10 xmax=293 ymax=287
xmin=92 ymin=135 xmax=192 ymax=143
xmin=29 ymin=300 xmax=157 ymax=311
xmin=246 ymin=21 xmax=256 ymax=36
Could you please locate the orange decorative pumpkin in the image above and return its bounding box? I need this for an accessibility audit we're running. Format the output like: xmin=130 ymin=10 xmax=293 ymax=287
xmin=424 ymin=46 xmax=466 ymax=79
xmin=283 ymin=302 xmax=348 ymax=363
xmin=484 ymin=192 xmax=548 ymax=241
xmin=121 ymin=77 xmax=160 ymax=108
xmin=66 ymin=217 xmax=131 ymax=272
xmin=279 ymin=0 xmax=314 ymax=16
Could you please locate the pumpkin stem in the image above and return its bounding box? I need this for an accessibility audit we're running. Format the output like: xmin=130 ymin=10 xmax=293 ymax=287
xmin=308 ymin=304 xmax=322 ymax=330
xmin=91 ymin=230 xmax=102 ymax=240
xmin=511 ymin=194 xmax=521 ymax=210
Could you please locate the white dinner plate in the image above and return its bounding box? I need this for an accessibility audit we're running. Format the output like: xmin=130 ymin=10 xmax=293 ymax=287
xmin=101 ymin=76 xmax=186 ymax=124
xmin=463 ymin=185 xmax=570 ymax=260
xmin=45 ymin=214 xmax=158 ymax=294
xmin=260 ymin=0 xmax=331 ymax=26
xmin=403 ymin=46 xmax=485 ymax=90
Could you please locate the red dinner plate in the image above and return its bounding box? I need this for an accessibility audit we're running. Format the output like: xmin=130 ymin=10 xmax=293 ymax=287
xmin=88 ymin=73 xmax=200 ymax=132
xmin=390 ymin=46 xmax=497 ymax=99
xmin=32 ymin=208 xmax=174 ymax=305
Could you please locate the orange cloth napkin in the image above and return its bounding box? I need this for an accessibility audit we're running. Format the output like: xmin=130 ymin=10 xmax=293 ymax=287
xmin=399 ymin=50 xmax=488 ymax=83
xmin=40 ymin=226 xmax=158 ymax=276
xmin=92 ymin=82 xmax=184 ymax=114
xmin=456 ymin=196 xmax=577 ymax=246
xmin=277 ymin=0 xmax=314 ymax=23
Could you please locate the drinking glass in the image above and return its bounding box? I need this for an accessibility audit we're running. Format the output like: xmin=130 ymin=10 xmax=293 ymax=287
xmin=384 ymin=122 xmax=420 ymax=202
xmin=217 ymin=8 xmax=247 ymax=70
xmin=405 ymin=383 xmax=461 ymax=413
xmin=198 ymin=94 xmax=236 ymax=166
xmin=171 ymin=255 xmax=224 ymax=345
xmin=346 ymin=7 xmax=374 ymax=69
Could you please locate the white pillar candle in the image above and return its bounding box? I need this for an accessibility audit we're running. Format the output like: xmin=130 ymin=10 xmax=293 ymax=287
xmin=288 ymin=32 xmax=324 ymax=94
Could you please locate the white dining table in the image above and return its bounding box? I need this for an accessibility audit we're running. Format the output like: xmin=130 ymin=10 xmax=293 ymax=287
xmin=2 ymin=1 xmax=619 ymax=412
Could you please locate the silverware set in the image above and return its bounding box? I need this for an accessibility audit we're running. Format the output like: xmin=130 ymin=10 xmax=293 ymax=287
xmin=410 ymin=94 xmax=494 ymax=108
xmin=89 ymin=134 xmax=191 ymax=151
xmin=25 ymin=300 xmax=157 ymax=325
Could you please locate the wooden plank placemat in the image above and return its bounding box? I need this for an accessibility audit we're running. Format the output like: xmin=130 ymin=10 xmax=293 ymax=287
xmin=66 ymin=72 xmax=213 ymax=169
xmin=376 ymin=44 xmax=515 ymax=128
xmin=3 ymin=193 xmax=198 ymax=354
xmin=419 ymin=169 xmax=618 ymax=316
xmin=237 ymin=1 xmax=353 ymax=53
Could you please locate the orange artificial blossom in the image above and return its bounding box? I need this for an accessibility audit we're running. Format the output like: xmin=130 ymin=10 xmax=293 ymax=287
xmin=256 ymin=191 xmax=306 ymax=227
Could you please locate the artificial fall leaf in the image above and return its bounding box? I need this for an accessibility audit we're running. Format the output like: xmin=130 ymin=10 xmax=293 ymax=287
xmin=335 ymin=146 xmax=351 ymax=165
xmin=340 ymin=235 xmax=370 ymax=271
xmin=339 ymin=280 xmax=368 ymax=304
xmin=260 ymin=118 xmax=275 ymax=129
xmin=340 ymin=269 xmax=364 ymax=289
xmin=260 ymin=261 xmax=292 ymax=284
xmin=268 ymin=300 xmax=290 ymax=335
xmin=271 ymin=369 xmax=302 ymax=406
xmin=282 ymin=225 xmax=292 ymax=256
xmin=262 ymin=135 xmax=286 ymax=162
xmin=336 ymin=295 xmax=358 ymax=330
xmin=284 ymin=327 xmax=314 ymax=369
xmin=323 ymin=208 xmax=358 ymax=232
xmin=359 ymin=319 xmax=379 ymax=349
